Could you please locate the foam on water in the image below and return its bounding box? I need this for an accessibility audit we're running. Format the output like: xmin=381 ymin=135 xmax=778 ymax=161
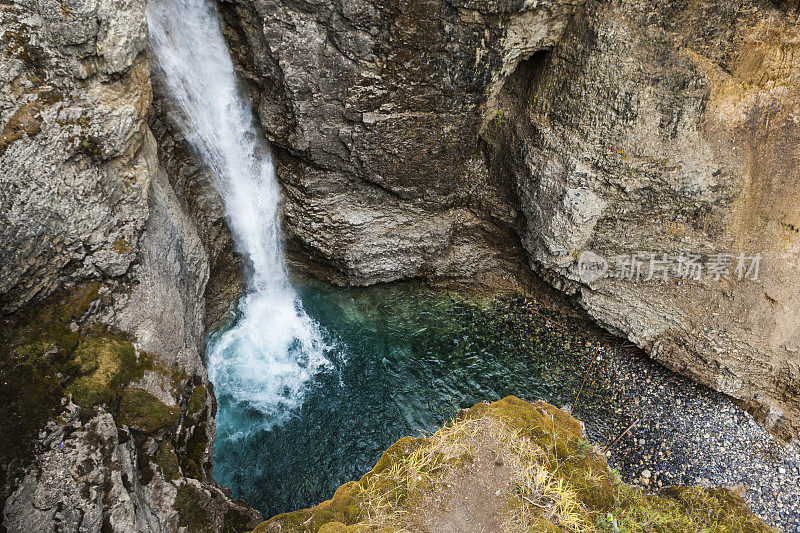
xmin=147 ymin=0 xmax=329 ymax=433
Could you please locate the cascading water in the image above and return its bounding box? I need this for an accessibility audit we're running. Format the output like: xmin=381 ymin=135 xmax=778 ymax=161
xmin=146 ymin=0 xmax=629 ymax=520
xmin=146 ymin=0 xmax=330 ymax=437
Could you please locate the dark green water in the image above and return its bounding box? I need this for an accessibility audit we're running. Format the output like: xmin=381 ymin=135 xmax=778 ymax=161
xmin=210 ymin=280 xmax=620 ymax=518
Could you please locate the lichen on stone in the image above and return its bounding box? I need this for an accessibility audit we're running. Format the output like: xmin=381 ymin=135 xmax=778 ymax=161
xmin=0 ymin=101 xmax=43 ymax=155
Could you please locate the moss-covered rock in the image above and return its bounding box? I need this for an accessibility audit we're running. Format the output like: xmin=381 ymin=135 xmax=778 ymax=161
xmin=155 ymin=439 xmax=181 ymax=482
xmin=0 ymin=101 xmax=43 ymax=154
xmin=0 ymin=281 xmax=188 ymax=500
xmin=66 ymin=335 xmax=144 ymax=407
xmin=223 ymin=507 xmax=256 ymax=533
xmin=187 ymin=383 xmax=207 ymax=416
xmin=173 ymin=481 xmax=262 ymax=533
xmin=255 ymin=397 xmax=774 ymax=533
xmin=0 ymin=284 xmax=100 ymax=475
xmin=117 ymin=388 xmax=180 ymax=433
xmin=179 ymin=420 xmax=210 ymax=482
xmin=175 ymin=483 xmax=210 ymax=532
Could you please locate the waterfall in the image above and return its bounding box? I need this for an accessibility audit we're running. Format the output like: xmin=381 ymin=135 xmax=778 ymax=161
xmin=147 ymin=0 xmax=329 ymax=433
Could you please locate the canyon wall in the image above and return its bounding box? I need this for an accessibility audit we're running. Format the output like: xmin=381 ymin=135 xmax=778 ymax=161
xmin=0 ymin=1 xmax=258 ymax=530
xmin=219 ymin=0 xmax=800 ymax=440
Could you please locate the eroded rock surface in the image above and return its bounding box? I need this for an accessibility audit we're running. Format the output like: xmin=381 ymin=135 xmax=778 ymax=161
xmin=485 ymin=0 xmax=800 ymax=441
xmin=0 ymin=0 xmax=152 ymax=314
xmin=221 ymin=0 xmax=800 ymax=440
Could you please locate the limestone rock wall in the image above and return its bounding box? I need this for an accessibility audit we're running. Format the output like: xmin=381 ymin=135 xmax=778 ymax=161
xmin=0 ymin=0 xmax=151 ymax=314
xmin=217 ymin=0 xmax=585 ymax=290
xmin=221 ymin=0 xmax=800 ymax=440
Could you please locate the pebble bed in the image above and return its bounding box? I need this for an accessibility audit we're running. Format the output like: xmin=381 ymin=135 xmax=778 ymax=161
xmin=582 ymin=344 xmax=800 ymax=532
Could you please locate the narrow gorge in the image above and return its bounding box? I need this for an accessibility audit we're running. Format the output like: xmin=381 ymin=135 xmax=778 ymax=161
xmin=1 ymin=0 xmax=798 ymax=532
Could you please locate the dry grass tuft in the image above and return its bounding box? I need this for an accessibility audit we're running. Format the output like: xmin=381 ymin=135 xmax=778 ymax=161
xmin=357 ymin=415 xmax=481 ymax=528
xmin=356 ymin=414 xmax=594 ymax=532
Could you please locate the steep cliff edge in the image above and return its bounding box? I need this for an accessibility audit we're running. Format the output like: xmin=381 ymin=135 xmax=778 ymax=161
xmin=0 ymin=1 xmax=258 ymax=530
xmin=256 ymin=397 xmax=772 ymax=532
xmin=219 ymin=0 xmax=800 ymax=441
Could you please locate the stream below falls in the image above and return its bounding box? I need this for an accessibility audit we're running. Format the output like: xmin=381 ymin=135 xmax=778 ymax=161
xmin=209 ymin=278 xmax=626 ymax=518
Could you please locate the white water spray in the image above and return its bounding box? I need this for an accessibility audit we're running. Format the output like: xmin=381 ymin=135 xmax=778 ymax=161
xmin=147 ymin=0 xmax=329 ymax=432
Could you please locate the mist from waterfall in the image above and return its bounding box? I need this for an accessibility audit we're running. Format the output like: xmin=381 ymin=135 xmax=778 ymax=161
xmin=146 ymin=0 xmax=330 ymax=435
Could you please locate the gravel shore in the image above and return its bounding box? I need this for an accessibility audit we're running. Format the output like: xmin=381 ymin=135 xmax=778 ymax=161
xmin=580 ymin=343 xmax=800 ymax=532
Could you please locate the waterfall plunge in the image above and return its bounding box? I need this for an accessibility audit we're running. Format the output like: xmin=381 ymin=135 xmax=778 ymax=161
xmin=147 ymin=0 xmax=329 ymax=434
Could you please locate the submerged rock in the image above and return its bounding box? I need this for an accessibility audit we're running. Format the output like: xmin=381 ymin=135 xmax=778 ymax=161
xmin=256 ymin=397 xmax=773 ymax=533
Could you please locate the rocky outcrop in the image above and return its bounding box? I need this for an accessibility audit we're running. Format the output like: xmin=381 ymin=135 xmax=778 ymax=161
xmin=0 ymin=0 xmax=151 ymax=314
xmin=220 ymin=0 xmax=800 ymax=440
xmin=147 ymin=90 xmax=243 ymax=331
xmin=216 ymin=0 xmax=583 ymax=291
xmin=0 ymin=1 xmax=259 ymax=530
xmin=256 ymin=397 xmax=772 ymax=532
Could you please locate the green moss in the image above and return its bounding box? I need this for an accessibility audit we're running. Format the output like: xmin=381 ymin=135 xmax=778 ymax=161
xmin=0 ymin=353 xmax=62 ymax=469
xmin=181 ymin=459 xmax=200 ymax=480
xmin=181 ymin=422 xmax=210 ymax=481
xmin=117 ymin=388 xmax=179 ymax=433
xmin=0 ymin=280 xmax=183 ymax=501
xmin=175 ymin=484 xmax=209 ymax=533
xmin=527 ymin=518 xmax=561 ymax=532
xmin=155 ymin=439 xmax=181 ymax=482
xmin=222 ymin=508 xmax=254 ymax=533
xmin=0 ymin=283 xmax=100 ymax=476
xmin=318 ymin=523 xmax=365 ymax=533
xmin=656 ymin=487 xmax=773 ymax=533
xmin=261 ymin=481 xmax=367 ymax=532
xmin=187 ymin=422 xmax=209 ymax=464
xmin=187 ymin=384 xmax=207 ymax=416
xmin=65 ymin=335 xmax=145 ymax=407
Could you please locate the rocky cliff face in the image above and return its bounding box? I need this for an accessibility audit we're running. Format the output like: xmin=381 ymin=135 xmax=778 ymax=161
xmin=0 ymin=1 xmax=258 ymax=530
xmin=486 ymin=0 xmax=800 ymax=443
xmin=219 ymin=0 xmax=800 ymax=441
xmin=216 ymin=0 xmax=582 ymax=290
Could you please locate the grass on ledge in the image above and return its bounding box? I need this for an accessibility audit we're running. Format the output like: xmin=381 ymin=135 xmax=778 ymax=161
xmin=255 ymin=397 xmax=774 ymax=533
